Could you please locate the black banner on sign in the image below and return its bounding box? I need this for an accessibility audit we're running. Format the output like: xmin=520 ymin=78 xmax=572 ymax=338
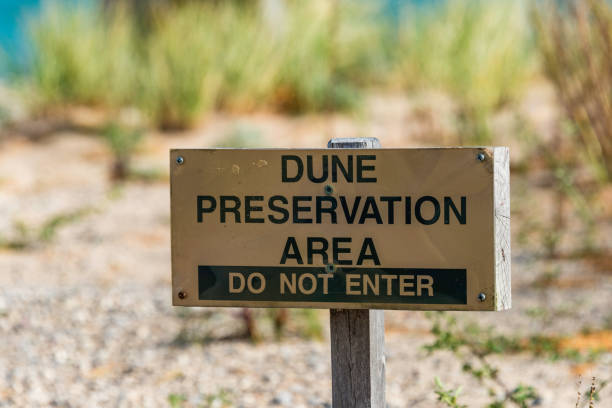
xmin=198 ymin=265 xmax=467 ymax=305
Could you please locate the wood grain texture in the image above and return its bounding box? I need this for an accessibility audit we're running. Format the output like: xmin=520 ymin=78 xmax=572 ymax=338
xmin=328 ymin=137 xmax=385 ymax=408
xmin=493 ymin=147 xmax=511 ymax=310
xmin=368 ymin=310 xmax=385 ymax=408
xmin=330 ymin=309 xmax=385 ymax=408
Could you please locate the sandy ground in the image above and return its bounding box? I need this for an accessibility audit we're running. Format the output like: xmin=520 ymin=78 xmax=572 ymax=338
xmin=1 ymin=91 xmax=612 ymax=407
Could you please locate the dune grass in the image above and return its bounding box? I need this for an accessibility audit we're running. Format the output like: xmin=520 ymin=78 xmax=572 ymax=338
xmin=396 ymin=0 xmax=536 ymax=144
xmin=141 ymin=4 xmax=223 ymax=129
xmin=24 ymin=1 xmax=537 ymax=134
xmin=27 ymin=3 xmax=139 ymax=109
xmin=533 ymin=0 xmax=612 ymax=181
xmin=25 ymin=1 xmax=387 ymax=129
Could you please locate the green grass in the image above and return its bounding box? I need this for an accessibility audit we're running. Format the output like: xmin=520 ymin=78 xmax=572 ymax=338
xmin=267 ymin=2 xmax=383 ymax=113
xmin=167 ymin=394 xmax=186 ymax=408
xmin=25 ymin=1 xmax=387 ymax=128
xmin=0 ymin=207 xmax=95 ymax=250
xmin=434 ymin=377 xmax=467 ymax=408
xmin=27 ymin=3 xmax=139 ymax=109
xmin=24 ymin=0 xmax=538 ymax=138
xmin=167 ymin=390 xmax=231 ymax=408
xmin=396 ymin=0 xmax=536 ymax=144
xmin=141 ymin=4 xmax=223 ymax=129
xmin=533 ymin=0 xmax=612 ymax=181
xmin=102 ymin=121 xmax=143 ymax=180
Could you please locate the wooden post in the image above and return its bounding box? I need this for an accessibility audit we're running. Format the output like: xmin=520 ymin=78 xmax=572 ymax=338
xmin=328 ymin=137 xmax=385 ymax=408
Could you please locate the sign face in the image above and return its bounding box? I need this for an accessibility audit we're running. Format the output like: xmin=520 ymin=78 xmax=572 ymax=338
xmin=170 ymin=148 xmax=510 ymax=311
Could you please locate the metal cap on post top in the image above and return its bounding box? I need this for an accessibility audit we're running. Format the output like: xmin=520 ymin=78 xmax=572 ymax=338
xmin=327 ymin=137 xmax=381 ymax=149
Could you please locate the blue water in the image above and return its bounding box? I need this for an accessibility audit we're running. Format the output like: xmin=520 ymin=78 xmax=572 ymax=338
xmin=0 ymin=0 xmax=94 ymax=74
xmin=0 ymin=0 xmax=41 ymax=70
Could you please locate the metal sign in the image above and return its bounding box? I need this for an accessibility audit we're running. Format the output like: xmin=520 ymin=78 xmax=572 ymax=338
xmin=170 ymin=148 xmax=510 ymax=311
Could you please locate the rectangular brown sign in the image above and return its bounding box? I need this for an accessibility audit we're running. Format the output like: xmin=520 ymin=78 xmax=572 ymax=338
xmin=170 ymin=148 xmax=510 ymax=311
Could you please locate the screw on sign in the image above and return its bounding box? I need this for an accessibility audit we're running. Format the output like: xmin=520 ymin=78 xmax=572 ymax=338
xmin=169 ymin=139 xmax=511 ymax=407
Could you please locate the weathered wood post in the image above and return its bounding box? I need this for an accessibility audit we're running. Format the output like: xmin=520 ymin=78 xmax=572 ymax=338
xmin=328 ymin=137 xmax=385 ymax=408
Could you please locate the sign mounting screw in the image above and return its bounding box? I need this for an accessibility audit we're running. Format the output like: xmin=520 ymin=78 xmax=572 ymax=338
xmin=324 ymin=185 xmax=334 ymax=195
xmin=477 ymin=292 xmax=486 ymax=302
xmin=178 ymin=290 xmax=187 ymax=299
xmin=325 ymin=264 xmax=335 ymax=273
xmin=476 ymin=153 xmax=486 ymax=162
xmin=176 ymin=156 xmax=184 ymax=165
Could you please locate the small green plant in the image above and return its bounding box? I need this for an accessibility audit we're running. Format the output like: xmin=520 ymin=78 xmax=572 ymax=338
xmin=541 ymin=144 xmax=599 ymax=257
xmin=575 ymin=377 xmax=609 ymax=408
xmin=0 ymin=220 xmax=31 ymax=250
xmin=167 ymin=393 xmax=186 ymax=408
xmin=102 ymin=121 xmax=143 ymax=181
xmin=39 ymin=208 xmax=94 ymax=242
xmin=0 ymin=207 xmax=94 ymax=250
xmin=167 ymin=390 xmax=231 ymax=408
xmin=434 ymin=377 xmax=467 ymax=408
xmin=172 ymin=306 xmax=322 ymax=344
xmin=512 ymin=123 xmax=600 ymax=258
xmin=426 ymin=312 xmax=611 ymax=405
xmin=203 ymin=389 xmax=232 ymax=408
xmin=553 ymin=166 xmax=597 ymax=253
xmin=506 ymin=385 xmax=539 ymax=408
xmin=426 ymin=312 xmax=542 ymax=407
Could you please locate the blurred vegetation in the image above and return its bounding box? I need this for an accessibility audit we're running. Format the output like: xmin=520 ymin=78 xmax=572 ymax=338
xmin=22 ymin=0 xmax=538 ymax=138
xmin=434 ymin=377 xmax=467 ymax=408
xmin=425 ymin=311 xmax=542 ymax=408
xmin=425 ymin=312 xmax=605 ymax=363
xmin=533 ymin=0 xmax=612 ymax=182
xmin=503 ymin=0 xmax=612 ymax=258
xmin=27 ymin=4 xmax=138 ymax=109
xmin=18 ymin=0 xmax=612 ymax=168
xmin=168 ymin=389 xmax=231 ymax=408
xmin=102 ymin=121 xmax=143 ymax=180
xmin=425 ymin=312 xmax=612 ymax=408
xmin=396 ymin=0 xmax=535 ymax=144
xmin=142 ymin=3 xmax=223 ymax=129
xmin=0 ymin=207 xmax=95 ymax=250
xmin=215 ymin=122 xmax=265 ymax=148
xmin=25 ymin=0 xmax=387 ymax=129
xmin=172 ymin=307 xmax=323 ymax=345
